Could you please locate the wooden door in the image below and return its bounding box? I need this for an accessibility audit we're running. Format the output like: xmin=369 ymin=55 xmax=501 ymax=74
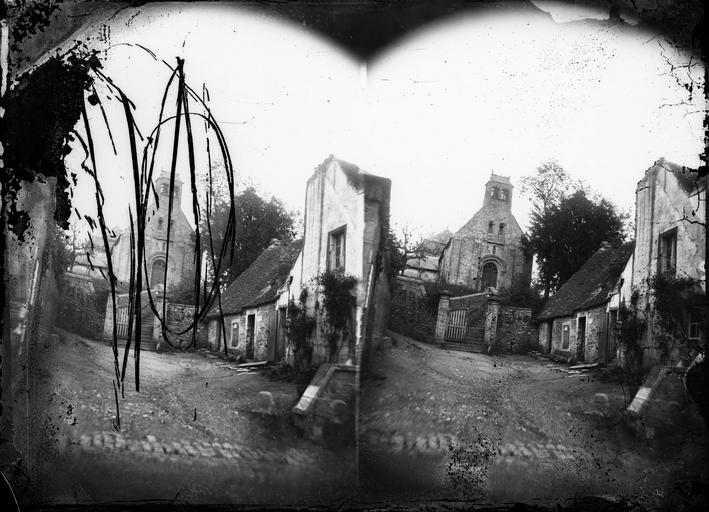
xmin=266 ymin=310 xmax=277 ymax=361
xmin=576 ymin=317 xmax=586 ymax=362
xmin=608 ymin=310 xmax=618 ymax=362
xmin=246 ymin=314 xmax=255 ymax=359
xmin=598 ymin=313 xmax=608 ymax=363
xmin=277 ymin=308 xmax=287 ymax=361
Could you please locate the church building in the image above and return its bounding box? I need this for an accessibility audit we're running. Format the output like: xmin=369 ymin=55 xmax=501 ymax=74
xmin=438 ymin=173 xmax=532 ymax=292
xmin=110 ymin=170 xmax=196 ymax=293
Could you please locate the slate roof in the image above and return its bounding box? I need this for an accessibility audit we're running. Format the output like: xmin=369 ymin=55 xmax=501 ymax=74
xmin=74 ymin=250 xmax=109 ymax=269
xmin=206 ymin=238 xmax=303 ymax=318
xmin=537 ymin=241 xmax=635 ymax=321
xmin=406 ymin=255 xmax=440 ymax=272
xmin=422 ymin=281 xmax=477 ymax=298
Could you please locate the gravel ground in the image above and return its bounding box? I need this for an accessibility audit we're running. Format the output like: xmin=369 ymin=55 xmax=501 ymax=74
xmin=359 ymin=332 xmax=709 ymax=508
xmin=18 ymin=330 xmax=356 ymax=507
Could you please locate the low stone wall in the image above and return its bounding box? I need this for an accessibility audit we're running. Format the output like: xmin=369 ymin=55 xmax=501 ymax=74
xmin=449 ymin=292 xmax=488 ymax=311
xmin=57 ymin=273 xmax=106 ymax=339
xmin=496 ymin=306 xmax=536 ymax=353
xmin=388 ymin=284 xmax=437 ymax=342
xmin=626 ymin=365 xmax=705 ymax=439
xmin=158 ymin=302 xmax=199 ymax=348
xmin=292 ymin=364 xmax=357 ymax=442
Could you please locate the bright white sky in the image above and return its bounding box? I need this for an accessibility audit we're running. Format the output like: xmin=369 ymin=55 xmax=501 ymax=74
xmin=63 ymin=1 xmax=704 ymax=243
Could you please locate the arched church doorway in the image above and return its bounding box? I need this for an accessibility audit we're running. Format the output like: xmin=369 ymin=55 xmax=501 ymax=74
xmin=481 ymin=261 xmax=498 ymax=289
xmin=151 ymin=259 xmax=166 ymax=286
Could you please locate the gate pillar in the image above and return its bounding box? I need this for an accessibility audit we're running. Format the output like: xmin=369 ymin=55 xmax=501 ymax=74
xmin=434 ymin=292 xmax=451 ymax=345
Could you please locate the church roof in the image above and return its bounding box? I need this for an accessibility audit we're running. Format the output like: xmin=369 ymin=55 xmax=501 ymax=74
xmin=536 ymin=241 xmax=634 ymax=321
xmin=205 ymin=238 xmax=303 ymax=318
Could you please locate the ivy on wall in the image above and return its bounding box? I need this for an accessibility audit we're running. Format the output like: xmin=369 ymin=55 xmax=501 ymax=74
xmin=648 ymin=273 xmax=704 ymax=362
xmin=318 ymin=271 xmax=358 ymax=362
xmin=286 ymin=288 xmax=316 ymax=370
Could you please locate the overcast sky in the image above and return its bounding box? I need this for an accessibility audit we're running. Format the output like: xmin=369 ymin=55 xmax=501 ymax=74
xmin=64 ymin=1 xmax=705 ymax=242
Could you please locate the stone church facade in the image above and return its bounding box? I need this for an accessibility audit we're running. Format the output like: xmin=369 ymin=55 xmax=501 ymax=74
xmin=438 ymin=173 xmax=532 ymax=292
xmin=110 ymin=170 xmax=195 ymax=293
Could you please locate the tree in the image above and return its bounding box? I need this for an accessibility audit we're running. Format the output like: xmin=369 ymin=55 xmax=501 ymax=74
xmin=199 ymin=168 xmax=297 ymax=286
xmin=520 ymin=159 xmax=577 ymax=217
xmin=523 ymin=181 xmax=628 ymax=298
xmin=387 ymin=224 xmax=424 ymax=278
xmin=497 ymin=276 xmax=545 ymax=315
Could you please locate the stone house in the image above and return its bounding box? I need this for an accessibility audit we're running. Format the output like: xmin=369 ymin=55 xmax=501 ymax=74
xmin=400 ymin=229 xmax=451 ymax=282
xmin=536 ymin=241 xmax=635 ymax=363
xmin=109 ymin=170 xmax=195 ymax=293
xmin=402 ymin=255 xmax=440 ymax=282
xmin=203 ymin=239 xmax=303 ymax=361
xmin=438 ymin=173 xmax=532 ymax=292
xmin=278 ymin=155 xmax=391 ymax=367
xmin=60 ymin=250 xmax=124 ymax=339
xmin=619 ymin=158 xmax=706 ymax=366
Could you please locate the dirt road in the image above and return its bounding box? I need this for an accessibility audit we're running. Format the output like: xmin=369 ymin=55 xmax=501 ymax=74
xmin=21 ymin=330 xmax=356 ymax=507
xmin=359 ymin=332 xmax=708 ymax=508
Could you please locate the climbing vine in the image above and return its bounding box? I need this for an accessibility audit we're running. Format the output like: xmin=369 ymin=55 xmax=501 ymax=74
xmin=647 ymin=273 xmax=704 ymax=362
xmin=616 ymin=290 xmax=646 ymax=378
xmin=318 ymin=271 xmax=358 ymax=362
xmin=286 ymin=288 xmax=316 ymax=370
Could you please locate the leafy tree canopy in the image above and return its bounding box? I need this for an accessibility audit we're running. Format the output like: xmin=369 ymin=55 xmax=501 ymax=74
xmin=198 ymin=166 xmax=298 ymax=287
xmin=387 ymin=224 xmax=424 ymax=279
xmin=522 ymin=160 xmax=629 ymax=298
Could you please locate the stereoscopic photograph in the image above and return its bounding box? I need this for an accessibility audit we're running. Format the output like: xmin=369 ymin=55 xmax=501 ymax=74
xmin=0 ymin=1 xmax=706 ymax=510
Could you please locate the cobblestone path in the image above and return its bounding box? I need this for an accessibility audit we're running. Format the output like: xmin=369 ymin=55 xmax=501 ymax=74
xmin=361 ymin=428 xmax=583 ymax=465
xmin=73 ymin=430 xmax=319 ymax=467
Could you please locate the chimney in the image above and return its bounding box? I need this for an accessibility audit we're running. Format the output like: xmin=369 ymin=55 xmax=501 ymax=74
xmin=278 ymin=243 xmax=292 ymax=278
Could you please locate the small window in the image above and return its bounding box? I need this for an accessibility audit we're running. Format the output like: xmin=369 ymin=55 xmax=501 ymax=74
xmin=159 ymin=184 xmax=168 ymax=195
xmin=688 ymin=307 xmax=702 ymax=341
xmin=328 ymin=226 xmax=346 ymax=272
xmin=499 ymin=189 xmax=508 ymax=201
xmin=499 ymin=223 xmax=505 ymax=235
xmin=488 ymin=221 xmax=494 ymax=234
xmin=157 ymin=217 xmax=164 ymax=229
xmin=230 ymin=320 xmax=240 ymax=348
xmin=562 ymin=324 xmax=570 ymax=349
xmin=689 ymin=322 xmax=701 ymax=340
xmin=490 ymin=187 xmax=499 ymax=199
xmin=658 ymin=229 xmax=677 ymax=276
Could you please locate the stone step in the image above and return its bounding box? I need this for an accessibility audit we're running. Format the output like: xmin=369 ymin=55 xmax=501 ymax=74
xmin=102 ymin=338 xmax=159 ymax=352
xmin=463 ymin=331 xmax=485 ymax=343
xmin=442 ymin=341 xmax=486 ymax=353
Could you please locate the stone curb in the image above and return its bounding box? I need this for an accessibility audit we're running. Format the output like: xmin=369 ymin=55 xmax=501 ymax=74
xmin=360 ymin=429 xmax=582 ymax=464
xmin=73 ymin=431 xmax=312 ymax=466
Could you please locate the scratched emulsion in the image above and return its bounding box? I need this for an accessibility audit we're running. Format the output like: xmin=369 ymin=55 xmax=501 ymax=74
xmin=2 ymin=0 xmax=709 ymax=509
